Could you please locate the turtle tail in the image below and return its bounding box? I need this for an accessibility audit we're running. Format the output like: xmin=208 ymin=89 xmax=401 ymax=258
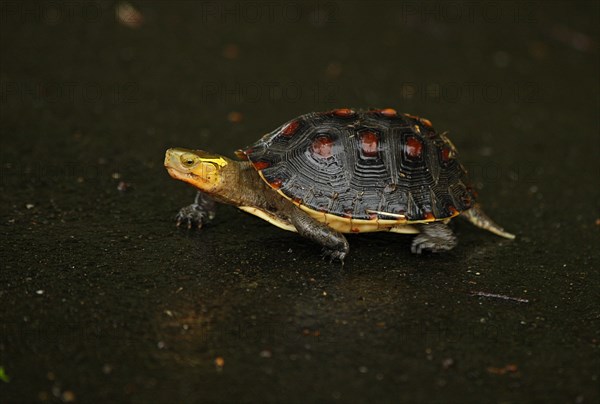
xmin=461 ymin=204 xmax=516 ymax=240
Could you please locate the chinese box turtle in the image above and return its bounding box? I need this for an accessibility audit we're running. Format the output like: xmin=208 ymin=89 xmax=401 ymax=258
xmin=164 ymin=108 xmax=515 ymax=261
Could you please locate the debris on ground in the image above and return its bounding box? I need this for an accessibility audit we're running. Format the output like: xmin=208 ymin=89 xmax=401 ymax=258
xmin=222 ymin=44 xmax=240 ymax=60
xmin=117 ymin=181 xmax=132 ymax=192
xmin=116 ymin=2 xmax=144 ymax=28
xmin=471 ymin=291 xmax=529 ymax=303
xmin=61 ymin=390 xmax=76 ymax=402
xmin=0 ymin=366 xmax=9 ymax=382
xmin=442 ymin=358 xmax=455 ymax=370
xmin=487 ymin=364 xmax=519 ymax=375
xmin=227 ymin=111 xmax=243 ymax=123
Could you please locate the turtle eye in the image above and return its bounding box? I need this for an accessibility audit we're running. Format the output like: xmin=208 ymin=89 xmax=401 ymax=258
xmin=180 ymin=153 xmax=198 ymax=167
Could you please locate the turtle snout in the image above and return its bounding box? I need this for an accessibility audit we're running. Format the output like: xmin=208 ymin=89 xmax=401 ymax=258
xmin=164 ymin=148 xmax=189 ymax=180
xmin=164 ymin=148 xmax=190 ymax=170
xmin=164 ymin=149 xmax=174 ymax=168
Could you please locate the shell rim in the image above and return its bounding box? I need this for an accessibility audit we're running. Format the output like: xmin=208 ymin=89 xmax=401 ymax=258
xmin=256 ymin=170 xmax=461 ymax=225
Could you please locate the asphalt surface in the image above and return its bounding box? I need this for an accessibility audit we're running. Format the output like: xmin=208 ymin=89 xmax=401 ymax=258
xmin=1 ymin=1 xmax=599 ymax=403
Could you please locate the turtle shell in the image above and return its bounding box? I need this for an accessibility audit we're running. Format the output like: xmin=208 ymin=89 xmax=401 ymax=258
xmin=238 ymin=108 xmax=476 ymax=223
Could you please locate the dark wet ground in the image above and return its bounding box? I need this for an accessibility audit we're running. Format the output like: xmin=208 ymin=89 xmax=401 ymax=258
xmin=1 ymin=1 xmax=599 ymax=402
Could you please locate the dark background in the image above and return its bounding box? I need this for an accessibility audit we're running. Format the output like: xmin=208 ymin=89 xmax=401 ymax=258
xmin=1 ymin=0 xmax=598 ymax=402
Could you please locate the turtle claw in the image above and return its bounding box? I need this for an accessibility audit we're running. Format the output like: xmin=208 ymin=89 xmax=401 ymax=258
xmin=175 ymin=203 xmax=211 ymax=230
xmin=321 ymin=248 xmax=347 ymax=264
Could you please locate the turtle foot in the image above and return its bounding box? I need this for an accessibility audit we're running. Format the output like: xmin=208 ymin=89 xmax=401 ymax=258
xmin=175 ymin=203 xmax=214 ymax=229
xmin=175 ymin=191 xmax=216 ymax=230
xmin=411 ymin=223 xmax=457 ymax=254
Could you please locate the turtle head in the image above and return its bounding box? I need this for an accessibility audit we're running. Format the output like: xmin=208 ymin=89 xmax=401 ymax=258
xmin=164 ymin=148 xmax=232 ymax=194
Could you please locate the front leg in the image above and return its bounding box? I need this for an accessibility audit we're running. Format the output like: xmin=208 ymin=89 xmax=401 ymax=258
xmin=411 ymin=222 xmax=457 ymax=254
xmin=176 ymin=191 xmax=216 ymax=229
xmin=290 ymin=208 xmax=349 ymax=262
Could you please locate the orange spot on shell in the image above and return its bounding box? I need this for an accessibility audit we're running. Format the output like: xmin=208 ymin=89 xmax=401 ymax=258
xmin=379 ymin=108 xmax=397 ymax=117
xmin=424 ymin=211 xmax=435 ymax=221
xmin=405 ymin=136 xmax=423 ymax=158
xmin=281 ymin=120 xmax=300 ymax=137
xmin=404 ymin=113 xmax=433 ymax=128
xmin=441 ymin=147 xmax=453 ymax=162
xmin=253 ymin=161 xmax=270 ymax=170
xmin=420 ymin=117 xmax=433 ymax=127
xmin=351 ymin=227 xmax=360 ymax=233
xmin=312 ymin=136 xmax=334 ymax=158
xmin=331 ymin=108 xmax=355 ymax=117
xmin=360 ymin=131 xmax=379 ymax=156
xmin=270 ymin=178 xmax=283 ymax=189
xmin=448 ymin=205 xmax=459 ymax=216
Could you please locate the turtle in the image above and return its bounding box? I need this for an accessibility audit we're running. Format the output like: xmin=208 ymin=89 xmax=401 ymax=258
xmin=164 ymin=108 xmax=515 ymax=261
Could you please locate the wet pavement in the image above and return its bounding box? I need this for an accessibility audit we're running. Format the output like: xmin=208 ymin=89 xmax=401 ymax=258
xmin=1 ymin=1 xmax=599 ymax=403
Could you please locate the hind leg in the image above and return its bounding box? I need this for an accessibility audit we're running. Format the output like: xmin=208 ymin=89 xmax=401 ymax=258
xmin=411 ymin=222 xmax=457 ymax=254
xmin=176 ymin=191 xmax=216 ymax=229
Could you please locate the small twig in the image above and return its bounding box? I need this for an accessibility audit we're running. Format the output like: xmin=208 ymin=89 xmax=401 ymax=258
xmin=471 ymin=291 xmax=529 ymax=303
